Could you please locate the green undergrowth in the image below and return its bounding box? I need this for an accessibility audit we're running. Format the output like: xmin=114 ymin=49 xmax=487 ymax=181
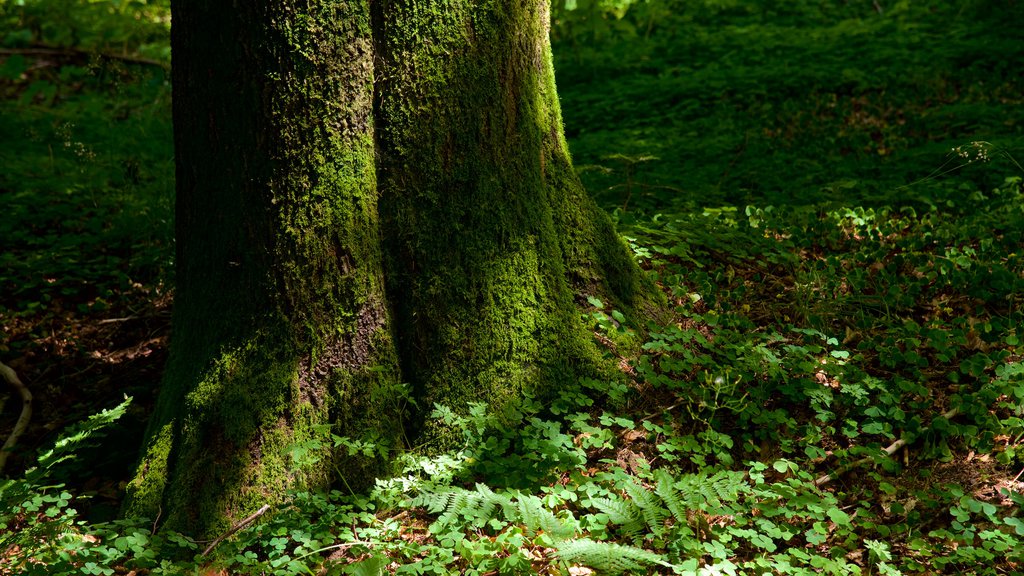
xmin=0 ymin=0 xmax=173 ymax=326
xmin=0 ymin=59 xmax=173 ymax=323
xmin=4 ymin=172 xmax=1023 ymax=574
xmin=552 ymin=0 xmax=1024 ymax=212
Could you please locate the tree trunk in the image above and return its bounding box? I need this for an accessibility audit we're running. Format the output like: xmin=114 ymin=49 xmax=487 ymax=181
xmin=126 ymin=0 xmax=650 ymax=537
xmin=124 ymin=0 xmax=402 ymax=535
xmin=375 ymin=0 xmax=645 ymax=428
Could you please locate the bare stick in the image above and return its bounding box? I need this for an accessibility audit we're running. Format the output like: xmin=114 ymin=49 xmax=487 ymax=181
xmin=815 ymin=407 xmax=959 ymax=487
xmin=294 ymin=540 xmax=375 ymax=562
xmin=0 ymin=361 xmax=33 ymax=475
xmin=96 ymin=315 xmax=138 ymax=325
xmin=201 ymin=504 xmax=271 ymax=557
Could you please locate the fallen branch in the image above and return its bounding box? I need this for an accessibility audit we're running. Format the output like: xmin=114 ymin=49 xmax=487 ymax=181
xmin=201 ymin=504 xmax=271 ymax=557
xmin=0 ymin=46 xmax=167 ymax=69
xmin=815 ymin=406 xmax=960 ymax=487
xmin=0 ymin=361 xmax=33 ymax=475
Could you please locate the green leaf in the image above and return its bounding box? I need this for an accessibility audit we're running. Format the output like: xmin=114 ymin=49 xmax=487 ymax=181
xmin=0 ymin=54 xmax=27 ymax=80
xmin=1004 ymin=517 xmax=1024 ymax=536
xmin=827 ymin=508 xmax=851 ymax=526
xmin=772 ymin=459 xmax=793 ymax=473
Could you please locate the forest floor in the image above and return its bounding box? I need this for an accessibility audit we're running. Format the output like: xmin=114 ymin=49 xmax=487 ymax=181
xmin=0 ymin=51 xmax=173 ymax=520
xmin=2 ymin=1 xmax=1024 ymax=574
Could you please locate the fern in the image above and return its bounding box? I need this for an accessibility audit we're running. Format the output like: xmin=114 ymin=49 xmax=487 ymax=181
xmin=555 ymin=538 xmax=673 ymax=575
xmin=653 ymin=469 xmax=688 ymax=523
xmin=673 ymin=469 xmax=747 ymax=513
xmin=516 ymin=494 xmax=575 ymax=539
xmin=431 ymin=490 xmax=473 ymax=532
xmin=590 ymin=496 xmax=645 ymax=539
xmin=621 ymin=475 xmax=668 ymax=534
xmin=414 ymin=485 xmax=506 ymax=532
xmin=412 ymin=484 xmax=575 ymax=539
xmin=585 ymin=468 xmax=750 ymax=547
xmin=468 ymin=483 xmax=503 ymax=528
xmin=408 ymin=486 xmax=456 ymax=513
xmin=590 ymin=495 xmax=638 ymax=525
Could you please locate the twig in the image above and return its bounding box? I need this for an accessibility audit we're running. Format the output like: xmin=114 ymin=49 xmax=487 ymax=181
xmin=0 ymin=361 xmax=33 ymax=475
xmin=96 ymin=315 xmax=139 ymax=325
xmin=201 ymin=504 xmax=271 ymax=557
xmin=293 ymin=540 xmax=375 ymax=562
xmin=814 ymin=407 xmax=959 ymax=487
xmin=97 ymin=310 xmax=171 ymax=326
xmin=150 ymin=506 xmax=163 ymax=536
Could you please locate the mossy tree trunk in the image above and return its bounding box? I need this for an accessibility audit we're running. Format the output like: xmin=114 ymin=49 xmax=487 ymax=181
xmin=127 ymin=0 xmax=649 ymax=537
xmin=124 ymin=0 xmax=401 ymax=536
xmin=375 ymin=0 xmax=645 ymax=424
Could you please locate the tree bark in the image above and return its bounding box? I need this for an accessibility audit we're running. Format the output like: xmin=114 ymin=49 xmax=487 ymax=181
xmin=375 ymin=0 xmax=646 ymax=428
xmin=127 ymin=0 xmax=651 ymax=537
xmin=124 ymin=0 xmax=402 ymax=536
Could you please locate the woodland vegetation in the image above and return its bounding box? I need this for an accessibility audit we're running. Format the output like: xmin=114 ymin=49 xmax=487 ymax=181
xmin=1 ymin=0 xmax=1023 ymax=574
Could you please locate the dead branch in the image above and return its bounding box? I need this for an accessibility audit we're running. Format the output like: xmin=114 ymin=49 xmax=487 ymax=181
xmin=0 ymin=361 xmax=33 ymax=475
xmin=814 ymin=407 xmax=959 ymax=487
xmin=0 ymin=46 xmax=167 ymax=69
xmin=201 ymin=504 xmax=271 ymax=557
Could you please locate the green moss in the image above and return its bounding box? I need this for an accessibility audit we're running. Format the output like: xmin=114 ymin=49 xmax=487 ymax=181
xmin=126 ymin=0 xmax=402 ymax=538
xmin=122 ymin=422 xmax=174 ymax=520
xmin=375 ymin=0 xmax=655 ymax=440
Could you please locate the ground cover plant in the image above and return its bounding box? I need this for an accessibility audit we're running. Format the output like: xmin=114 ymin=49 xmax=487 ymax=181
xmin=553 ymin=0 xmax=1024 ymax=212
xmin=1 ymin=0 xmax=1023 ymax=574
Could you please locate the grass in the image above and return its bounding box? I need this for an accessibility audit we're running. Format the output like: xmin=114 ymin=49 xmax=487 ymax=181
xmin=1 ymin=0 xmax=1023 ymax=574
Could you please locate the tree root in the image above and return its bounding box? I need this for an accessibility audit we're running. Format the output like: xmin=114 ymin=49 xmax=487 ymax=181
xmin=0 ymin=361 xmax=33 ymax=475
xmin=814 ymin=407 xmax=960 ymax=487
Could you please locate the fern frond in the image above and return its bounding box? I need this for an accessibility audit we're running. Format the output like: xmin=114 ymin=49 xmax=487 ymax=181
xmin=431 ymin=489 xmax=472 ymax=531
xmin=621 ymin=476 xmax=668 ymax=534
xmin=416 ymin=484 xmax=576 ymax=539
xmin=469 ymin=483 xmax=504 ymax=527
xmin=672 ymin=469 xmax=747 ymax=514
xmin=590 ymin=496 xmax=644 ymax=539
xmin=517 ymin=494 xmax=575 ymax=539
xmin=653 ymin=469 xmax=688 ymax=523
xmin=556 ymin=538 xmax=672 ymax=575
xmin=703 ymin=469 xmax=747 ymax=510
xmin=409 ymin=487 xmax=457 ymax=514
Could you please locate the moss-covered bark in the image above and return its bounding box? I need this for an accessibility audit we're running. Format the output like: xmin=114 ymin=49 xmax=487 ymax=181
xmin=124 ymin=0 xmax=401 ymax=536
xmin=129 ymin=0 xmax=652 ymax=537
xmin=375 ymin=0 xmax=648 ymax=425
